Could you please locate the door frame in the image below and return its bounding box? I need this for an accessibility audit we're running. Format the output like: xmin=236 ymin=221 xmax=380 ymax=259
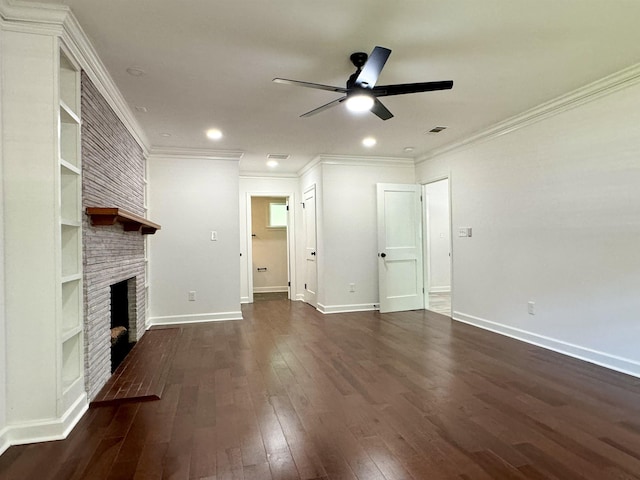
xmin=421 ymin=175 xmax=453 ymax=314
xmin=245 ymin=192 xmax=296 ymax=303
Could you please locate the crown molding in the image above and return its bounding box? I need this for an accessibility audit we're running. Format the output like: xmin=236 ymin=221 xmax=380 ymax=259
xmin=59 ymin=10 xmax=149 ymax=154
xmin=149 ymin=146 xmax=244 ymax=161
xmin=0 ymin=0 xmax=150 ymax=154
xmin=239 ymin=172 xmax=299 ymax=179
xmin=0 ymin=0 xmax=67 ymax=25
xmin=297 ymin=154 xmax=414 ymax=177
xmin=417 ymin=61 xmax=640 ymax=165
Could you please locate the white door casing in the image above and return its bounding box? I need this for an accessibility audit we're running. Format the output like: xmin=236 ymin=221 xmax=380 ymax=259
xmin=377 ymin=183 xmax=424 ymax=313
xmin=303 ymin=185 xmax=318 ymax=307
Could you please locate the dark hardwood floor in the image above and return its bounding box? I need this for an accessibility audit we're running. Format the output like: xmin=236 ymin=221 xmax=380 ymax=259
xmin=2 ymin=300 xmax=640 ymax=479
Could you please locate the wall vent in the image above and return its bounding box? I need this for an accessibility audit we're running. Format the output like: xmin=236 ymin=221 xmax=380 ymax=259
xmin=267 ymin=153 xmax=290 ymax=160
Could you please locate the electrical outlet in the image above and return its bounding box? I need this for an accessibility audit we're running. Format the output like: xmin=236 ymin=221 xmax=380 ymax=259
xmin=189 ymin=291 xmax=196 ymax=301
xmin=349 ymin=283 xmax=356 ymax=292
xmin=528 ymin=301 xmax=535 ymax=315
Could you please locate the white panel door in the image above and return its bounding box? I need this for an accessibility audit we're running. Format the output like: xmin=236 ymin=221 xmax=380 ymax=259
xmin=377 ymin=183 xmax=424 ymax=313
xmin=303 ymin=185 xmax=318 ymax=307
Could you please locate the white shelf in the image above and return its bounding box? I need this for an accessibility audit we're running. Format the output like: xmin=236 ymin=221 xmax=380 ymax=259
xmin=61 ymin=273 xmax=82 ymax=284
xmin=60 ymin=159 xmax=81 ymax=175
xmin=61 ymin=325 xmax=82 ymax=343
xmin=60 ymin=101 xmax=80 ymax=125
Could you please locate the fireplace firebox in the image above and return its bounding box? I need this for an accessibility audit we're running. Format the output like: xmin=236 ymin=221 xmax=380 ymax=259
xmin=110 ymin=279 xmax=136 ymax=373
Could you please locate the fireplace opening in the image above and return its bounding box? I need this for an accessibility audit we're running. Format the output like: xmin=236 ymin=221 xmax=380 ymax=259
xmin=110 ymin=279 xmax=135 ymax=373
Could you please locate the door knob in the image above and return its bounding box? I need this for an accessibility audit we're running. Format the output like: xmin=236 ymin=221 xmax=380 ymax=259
xmin=380 ymin=252 xmax=386 ymax=258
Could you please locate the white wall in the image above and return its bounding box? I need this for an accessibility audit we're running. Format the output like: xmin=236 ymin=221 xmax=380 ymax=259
xmin=239 ymin=175 xmax=299 ymax=302
xmin=148 ymin=156 xmax=242 ymax=323
xmin=319 ymin=160 xmax=415 ymax=312
xmin=424 ymin=179 xmax=451 ymax=292
xmin=250 ymin=197 xmax=288 ymax=292
xmin=416 ymin=80 xmax=640 ymax=375
xmin=0 ymin=26 xmax=6 ymax=445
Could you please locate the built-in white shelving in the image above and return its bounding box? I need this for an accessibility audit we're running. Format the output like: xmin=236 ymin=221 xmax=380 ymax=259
xmin=57 ymin=46 xmax=84 ymax=413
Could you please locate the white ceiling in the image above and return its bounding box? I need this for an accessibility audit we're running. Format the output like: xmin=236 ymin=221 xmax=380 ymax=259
xmin=24 ymin=0 xmax=640 ymax=174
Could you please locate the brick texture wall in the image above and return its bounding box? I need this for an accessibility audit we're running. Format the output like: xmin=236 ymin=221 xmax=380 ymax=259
xmin=81 ymin=72 xmax=147 ymax=400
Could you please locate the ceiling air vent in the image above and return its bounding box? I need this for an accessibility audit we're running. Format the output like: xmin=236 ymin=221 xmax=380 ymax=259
xmin=267 ymin=154 xmax=290 ymax=160
xmin=426 ymin=126 xmax=447 ymax=134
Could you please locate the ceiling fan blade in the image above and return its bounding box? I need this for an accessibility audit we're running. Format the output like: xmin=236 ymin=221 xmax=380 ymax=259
xmin=300 ymin=96 xmax=346 ymax=117
xmin=273 ymin=78 xmax=347 ymax=93
xmin=371 ymin=98 xmax=393 ymax=120
xmin=373 ymin=80 xmax=453 ymax=97
xmin=355 ymin=46 xmax=391 ymax=88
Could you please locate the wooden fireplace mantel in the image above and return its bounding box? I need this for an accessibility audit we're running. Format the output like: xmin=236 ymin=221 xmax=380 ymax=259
xmin=86 ymin=207 xmax=161 ymax=235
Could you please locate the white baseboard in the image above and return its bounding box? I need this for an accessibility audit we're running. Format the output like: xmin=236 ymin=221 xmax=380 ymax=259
xmin=453 ymin=311 xmax=640 ymax=379
xmin=317 ymin=303 xmax=378 ymax=314
xmin=253 ymin=286 xmax=288 ymax=293
xmin=149 ymin=311 xmax=243 ymax=326
xmin=429 ymin=286 xmax=451 ymax=293
xmin=296 ymin=293 xmax=305 ymax=302
xmin=0 ymin=392 xmax=88 ymax=456
xmin=240 ymin=296 xmax=250 ymax=304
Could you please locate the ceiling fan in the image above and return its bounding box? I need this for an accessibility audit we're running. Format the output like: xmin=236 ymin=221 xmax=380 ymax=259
xmin=273 ymin=46 xmax=453 ymax=120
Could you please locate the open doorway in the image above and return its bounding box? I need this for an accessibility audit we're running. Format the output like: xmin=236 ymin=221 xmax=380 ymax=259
xmin=248 ymin=196 xmax=291 ymax=302
xmin=423 ymin=178 xmax=452 ymax=316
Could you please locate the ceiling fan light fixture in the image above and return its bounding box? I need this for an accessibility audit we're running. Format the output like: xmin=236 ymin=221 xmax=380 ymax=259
xmin=346 ymin=93 xmax=374 ymax=113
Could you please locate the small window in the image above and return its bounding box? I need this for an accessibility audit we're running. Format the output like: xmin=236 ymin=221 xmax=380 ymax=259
xmin=268 ymin=203 xmax=287 ymax=228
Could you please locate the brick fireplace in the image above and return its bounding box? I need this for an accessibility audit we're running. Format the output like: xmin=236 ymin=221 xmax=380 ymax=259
xmin=81 ymin=72 xmax=147 ymax=400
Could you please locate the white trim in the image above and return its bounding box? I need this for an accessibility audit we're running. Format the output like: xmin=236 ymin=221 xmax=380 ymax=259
xmin=317 ymin=303 xmax=378 ymax=314
xmin=298 ymin=154 xmax=414 ymax=177
xmin=0 ymin=392 xmax=88 ymax=455
xmin=0 ymin=0 xmax=150 ymax=153
xmin=60 ymin=15 xmax=149 ymax=154
xmin=453 ymin=312 xmax=640 ymax=379
xmin=0 ymin=0 xmax=68 ymax=25
xmin=149 ymin=311 xmax=243 ymax=326
xmin=240 ymin=296 xmax=250 ymax=304
xmin=296 ymin=293 xmax=305 ymax=302
xmin=417 ymin=62 xmax=640 ymax=165
xmin=150 ymin=147 xmax=244 ymax=161
xmin=429 ymin=286 xmax=451 ymax=293
xmin=253 ymin=286 xmax=288 ymax=293
xmin=240 ymin=172 xmax=299 ymax=179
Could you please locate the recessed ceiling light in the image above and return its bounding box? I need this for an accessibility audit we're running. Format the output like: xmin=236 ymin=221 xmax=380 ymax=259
xmin=362 ymin=136 xmax=377 ymax=147
xmin=346 ymin=94 xmax=374 ymax=113
xmin=126 ymin=67 xmax=145 ymax=77
xmin=403 ymin=146 xmax=414 ymax=153
xmin=206 ymin=128 xmax=223 ymax=140
xmin=267 ymin=160 xmax=279 ymax=168
xmin=160 ymin=132 xmax=171 ymax=138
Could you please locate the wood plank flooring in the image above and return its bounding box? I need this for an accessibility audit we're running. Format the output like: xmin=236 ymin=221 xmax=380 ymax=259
xmin=91 ymin=328 xmax=180 ymax=406
xmin=2 ymin=300 xmax=640 ymax=479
